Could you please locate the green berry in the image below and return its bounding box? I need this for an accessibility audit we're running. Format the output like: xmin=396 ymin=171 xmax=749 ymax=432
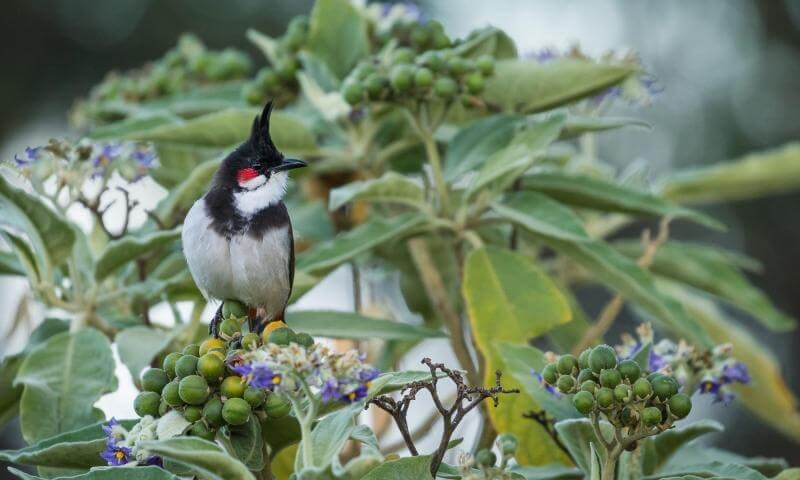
xmin=392 ymin=47 xmax=415 ymax=64
xmin=596 ymin=387 xmax=614 ymax=408
xmin=158 ymin=400 xmax=170 ymax=417
xmin=413 ymin=67 xmax=434 ymax=89
xmin=410 ymin=27 xmax=430 ymax=48
xmin=365 ymin=74 xmax=389 ymax=99
xmin=589 ymin=345 xmax=617 ymax=373
xmin=197 ymin=354 xmax=225 ymax=383
xmin=242 ymin=83 xmax=264 ymax=105
xmin=541 ymin=364 xmax=558 ymax=385
xmin=573 ymin=390 xmax=595 ymax=414
xmin=175 ymin=355 xmax=199 ymax=378
xmin=343 ymin=81 xmax=365 ymax=105
xmin=162 ymin=381 xmax=183 ymax=407
xmin=643 ymin=406 xmax=663 ymax=427
xmin=265 ymin=393 xmax=291 ymax=418
xmin=433 ymin=77 xmax=458 ymax=99
xmin=267 ymin=327 xmax=294 ymax=346
xmin=277 ymin=57 xmax=300 ymax=82
xmin=617 ymin=360 xmax=641 ymax=382
xmin=474 ymin=449 xmax=496 ymax=467
xmin=556 ymin=375 xmax=575 ymax=394
xmin=134 ymin=391 xmax=161 ymax=417
xmin=580 ymin=380 xmax=597 ymax=394
xmin=141 ymin=368 xmax=169 ymax=393
xmin=199 ymin=338 xmax=226 ymax=356
xmin=390 ymin=65 xmax=415 ymax=92
xmin=496 ymin=433 xmax=518 ymax=455
xmin=178 ymin=375 xmax=210 ymax=405
xmin=557 ymin=354 xmax=579 ymax=375
xmin=244 ymin=387 xmax=266 ymax=408
xmin=219 ymin=318 xmax=241 ymax=339
xmin=464 ymin=72 xmax=484 ymax=94
xmin=431 ymin=31 xmax=451 ymax=49
xmin=203 ymin=397 xmax=224 ymax=427
xmin=162 ymin=352 xmax=182 ymax=379
xmin=633 ymin=378 xmax=653 ymax=399
xmin=600 ymin=369 xmax=622 ymax=389
xmin=614 ymin=384 xmax=631 ymax=403
xmin=182 ymin=344 xmax=200 ymax=357
xmin=476 ymin=55 xmax=495 ymax=75
xmin=222 ymin=397 xmax=252 ymax=426
xmin=294 ymin=333 xmax=314 ymax=348
xmin=668 ymin=393 xmax=692 ymax=419
xmin=257 ymin=69 xmax=281 ymax=90
xmin=446 ymin=57 xmax=471 ymax=76
xmin=652 ymin=376 xmax=678 ymax=400
xmin=223 ymin=300 xmax=247 ymax=319
xmin=188 ymin=421 xmax=216 ymax=441
xmin=647 ymin=372 xmax=665 ymax=383
xmin=184 ymin=405 xmax=202 ymax=422
xmin=418 ymin=51 xmax=445 ymax=71
xmin=577 ymin=368 xmax=595 ymax=384
xmin=352 ymin=63 xmax=376 ymax=81
xmin=578 ymin=349 xmax=592 ymax=370
xmin=221 ymin=375 xmax=247 ymax=399
xmin=241 ymin=332 xmax=261 ymax=350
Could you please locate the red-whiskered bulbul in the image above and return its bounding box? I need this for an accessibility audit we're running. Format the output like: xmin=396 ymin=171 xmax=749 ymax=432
xmin=182 ymin=101 xmax=306 ymax=336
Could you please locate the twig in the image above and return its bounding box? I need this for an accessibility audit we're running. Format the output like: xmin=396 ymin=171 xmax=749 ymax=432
xmin=368 ymin=358 xmax=518 ymax=476
xmin=572 ymin=218 xmax=671 ymax=354
xmin=523 ymin=410 xmax=571 ymax=459
xmin=77 ymin=185 xmax=139 ymax=240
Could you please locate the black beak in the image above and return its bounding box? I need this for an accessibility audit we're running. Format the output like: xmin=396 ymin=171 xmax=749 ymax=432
xmin=270 ymin=158 xmax=307 ymax=173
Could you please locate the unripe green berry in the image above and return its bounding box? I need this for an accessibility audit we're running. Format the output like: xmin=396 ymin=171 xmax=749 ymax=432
xmin=242 ymin=83 xmax=265 ymax=105
xmin=614 ymin=384 xmax=631 ymax=403
xmin=390 ymin=65 xmax=415 ymax=92
xmin=203 ymin=396 xmax=224 ymax=427
xmin=184 ymin=405 xmax=202 ymax=423
xmin=365 ymin=74 xmax=389 ymax=99
xmin=221 ymin=375 xmax=247 ymax=399
xmin=578 ymin=349 xmax=592 ymax=370
xmin=557 ymin=354 xmax=578 ymax=375
xmin=353 ymin=63 xmax=376 ymax=81
xmin=541 ymin=364 xmax=558 ymax=385
xmin=134 ymin=391 xmax=161 ymax=417
xmin=475 ymin=449 xmax=496 ymax=467
xmin=573 ymin=390 xmax=595 ymax=414
xmin=556 ymin=375 xmax=575 ymax=394
xmin=476 ymin=55 xmax=495 ymax=75
xmin=433 ymin=77 xmax=458 ymax=99
xmin=464 ymin=72 xmax=484 ymax=94
xmin=219 ymin=318 xmax=241 ymax=339
xmin=643 ymin=406 xmax=663 ymax=426
xmin=162 ymin=381 xmax=183 ymax=407
xmin=175 ymin=355 xmax=199 ymax=379
xmin=413 ymin=67 xmax=434 ymax=89
xmin=431 ymin=31 xmax=451 ymax=49
xmin=162 ymin=352 xmax=182 ymax=379
xmin=222 ymin=397 xmax=252 ymax=426
xmin=617 ymin=360 xmax=641 ymax=382
xmin=652 ymin=376 xmax=678 ymax=401
xmin=668 ymin=393 xmax=692 ymax=419
xmin=267 ymin=327 xmax=294 ymax=346
xmin=294 ymin=333 xmax=314 ymax=348
xmin=343 ymin=81 xmax=365 ymax=105
xmin=418 ymin=51 xmax=445 ymax=72
xmin=392 ymin=48 xmax=415 ymax=64
xmin=182 ymin=344 xmax=200 ymax=357
xmin=446 ymin=57 xmax=470 ymax=76
xmin=410 ymin=27 xmax=430 ymax=48
xmin=580 ymin=380 xmax=597 ymax=394
xmin=264 ymin=393 xmax=291 ymax=418
xmin=256 ymin=68 xmax=281 ymax=90
xmin=222 ymin=300 xmax=247 ymax=319
xmin=577 ymin=368 xmax=594 ymax=384
xmin=589 ymin=345 xmax=617 ymax=373
xmin=188 ymin=421 xmax=216 ymax=441
xmin=596 ymin=387 xmax=614 ymax=408
xmin=197 ymin=354 xmax=225 ymax=383
xmin=600 ymin=369 xmax=622 ymax=389
xmin=158 ymin=400 xmax=169 ymax=417
xmin=141 ymin=368 xmax=169 ymax=393
xmin=496 ymin=433 xmax=518 ymax=455
xmin=244 ymin=387 xmax=267 ymax=408
xmin=633 ymin=378 xmax=653 ymax=399
xmin=179 ymin=375 xmax=210 ymax=405
xmin=241 ymin=332 xmax=260 ymax=350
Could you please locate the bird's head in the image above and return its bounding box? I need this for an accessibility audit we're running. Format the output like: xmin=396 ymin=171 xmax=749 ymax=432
xmin=215 ymin=101 xmax=306 ymax=202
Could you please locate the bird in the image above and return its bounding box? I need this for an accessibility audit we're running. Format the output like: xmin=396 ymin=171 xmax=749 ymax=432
xmin=182 ymin=100 xmax=306 ymax=336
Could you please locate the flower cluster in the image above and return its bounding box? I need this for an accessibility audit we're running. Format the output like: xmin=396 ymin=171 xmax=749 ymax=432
xmin=616 ymin=323 xmax=750 ymax=404
xmin=230 ymin=342 xmax=380 ymax=404
xmin=100 ymin=417 xmax=161 ymax=467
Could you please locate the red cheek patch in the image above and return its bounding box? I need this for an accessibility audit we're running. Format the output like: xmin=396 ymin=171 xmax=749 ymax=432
xmin=237 ymin=168 xmax=259 ymax=183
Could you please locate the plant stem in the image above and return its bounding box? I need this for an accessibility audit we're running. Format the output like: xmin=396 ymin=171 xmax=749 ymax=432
xmin=421 ymin=131 xmax=450 ymax=214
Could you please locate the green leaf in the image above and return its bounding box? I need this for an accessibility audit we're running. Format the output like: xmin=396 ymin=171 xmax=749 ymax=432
xmin=228 ymin=415 xmax=265 ymax=471
xmin=300 ymin=404 xmax=359 ymax=471
xmin=155 ymin=158 xmax=220 ymax=226
xmin=660 ymin=143 xmax=800 ymax=204
xmin=452 ymin=26 xmax=517 ymax=59
xmin=328 ymin=172 xmax=426 ymax=211
xmin=523 ymin=172 xmax=724 ymax=230
xmin=553 ymin=418 xmax=614 ymax=474
xmin=539 ymin=238 xmax=714 ymax=347
xmin=94 ymin=227 xmax=181 ymax=281
xmin=497 ymin=342 xmax=581 ymax=421
xmin=139 ymin=82 xmax=246 ymax=118
xmin=641 ymin=420 xmax=724 ymax=475
xmin=0 ymin=419 xmax=136 ymax=469
xmin=492 ymin=191 xmax=591 ymax=242
xmin=0 ymin=250 xmax=24 ymax=275
xmin=305 ymin=0 xmax=369 ymax=79
xmin=642 ymin=461 xmax=767 ymax=480
xmin=484 ymin=59 xmax=636 ymax=113
xmin=658 ymin=282 xmax=800 ymax=443
xmin=247 ymin=29 xmax=281 ymax=65
xmin=0 ymin=174 xmax=76 ymax=275
xmin=444 ymin=114 xmax=521 ymax=182
xmin=560 ymin=115 xmax=651 ymax=139
xmin=589 ymin=443 xmax=602 ymax=480
xmin=467 ymin=116 xmax=565 ymax=198
xmin=141 ymin=437 xmax=255 ymax=480
xmin=662 ymin=448 xmax=786 ymax=478
xmin=116 ymin=326 xmax=173 ymax=383
xmin=125 ymin=108 xmax=318 ymax=155
xmin=285 ymin=199 xmax=335 ymax=242
xmin=8 ymin=465 xmax=177 ymax=480
xmin=14 ymin=328 xmax=115 ymax=444
xmin=360 ymin=455 xmax=433 ymax=480
xmin=510 ymin=464 xmax=584 ymax=480
xmin=150 ymin=142 xmax=220 ymax=189
xmin=463 ymin=247 xmax=572 ymax=465
xmin=286 ymin=310 xmax=444 ymax=341
xmin=296 ymin=212 xmax=426 ymax=274
xmin=632 ymin=342 xmax=652 ymax=373
xmin=617 ymin=241 xmax=795 ymax=332
xmin=89 ymin=111 xmax=181 ymax=140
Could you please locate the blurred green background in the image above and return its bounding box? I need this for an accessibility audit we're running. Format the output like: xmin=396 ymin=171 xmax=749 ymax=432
xmin=0 ymin=0 xmax=798 ymax=474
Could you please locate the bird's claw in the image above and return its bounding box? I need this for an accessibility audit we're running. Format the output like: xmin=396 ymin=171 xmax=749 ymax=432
xmin=209 ymin=304 xmax=224 ymax=338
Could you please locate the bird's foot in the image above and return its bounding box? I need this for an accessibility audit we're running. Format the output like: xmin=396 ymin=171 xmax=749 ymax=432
xmin=209 ymin=303 xmax=224 ymax=338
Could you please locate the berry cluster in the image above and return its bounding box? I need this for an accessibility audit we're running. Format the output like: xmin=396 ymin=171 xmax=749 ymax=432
xmin=131 ymin=300 xmax=299 ymax=441
xmin=242 ymin=16 xmax=310 ymax=106
xmin=542 ymin=345 xmax=692 ymax=434
xmin=460 ymin=433 xmax=519 ymax=480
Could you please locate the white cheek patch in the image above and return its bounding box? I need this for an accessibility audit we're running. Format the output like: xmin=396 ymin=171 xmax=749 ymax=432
xmin=233 ymin=171 xmax=288 ymax=216
xmin=238 ymin=175 xmax=267 ymax=190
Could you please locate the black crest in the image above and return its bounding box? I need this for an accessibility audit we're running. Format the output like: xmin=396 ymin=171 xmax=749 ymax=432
xmin=245 ymin=100 xmax=283 ymax=167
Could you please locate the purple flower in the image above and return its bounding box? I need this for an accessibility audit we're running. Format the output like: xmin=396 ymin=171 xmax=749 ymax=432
xmin=344 ymin=384 xmax=369 ymax=403
xmin=721 ymin=362 xmax=750 ymax=385
xmin=699 ymin=380 xmax=735 ymax=405
xmin=591 ymin=86 xmax=622 ymax=105
xmin=13 ymin=146 xmax=41 ymax=167
xmin=321 ymin=379 xmax=340 ymax=403
xmin=532 ymin=370 xmax=560 ymax=397
xmin=102 ymin=417 xmax=121 ymax=438
xmin=92 ymin=143 xmax=123 ymax=177
xmin=144 ymin=455 xmax=163 ymax=467
xmin=132 ymin=148 xmax=157 ymax=169
xmin=237 ymin=362 xmax=282 ymax=390
xmin=648 ymin=351 xmax=669 ymax=372
xmin=359 ymin=368 xmax=380 ymax=384
xmin=100 ymin=443 xmax=132 ymax=466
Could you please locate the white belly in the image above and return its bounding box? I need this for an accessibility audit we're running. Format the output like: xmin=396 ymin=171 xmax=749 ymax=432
xmin=182 ymin=200 xmax=291 ymax=319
